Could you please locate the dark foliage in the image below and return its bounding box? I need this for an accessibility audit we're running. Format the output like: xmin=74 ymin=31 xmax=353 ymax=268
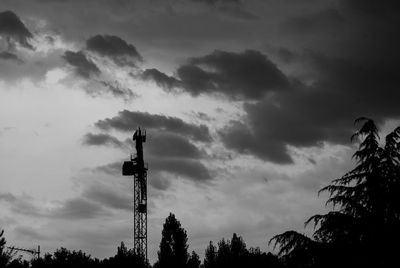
xmin=204 ymin=241 xmax=217 ymax=268
xmin=270 ymin=118 xmax=400 ymax=267
xmin=1 ymin=230 xmax=13 ymax=267
xmin=1 ymin=222 xmax=282 ymax=268
xmin=187 ymin=251 xmax=201 ymax=268
xmin=204 ymin=233 xmax=282 ymax=268
xmin=0 ymin=235 xmax=147 ymax=268
xmin=100 ymin=242 xmax=148 ymax=268
xmin=154 ymin=213 xmax=189 ymax=268
xmin=4 ymin=118 xmax=397 ymax=268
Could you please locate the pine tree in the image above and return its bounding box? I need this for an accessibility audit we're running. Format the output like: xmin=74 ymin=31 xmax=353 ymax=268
xmin=230 ymin=233 xmax=247 ymax=260
xmin=204 ymin=241 xmax=217 ymax=268
xmin=270 ymin=118 xmax=400 ymax=267
xmin=155 ymin=213 xmax=189 ymax=268
xmin=187 ymin=251 xmax=200 ymax=268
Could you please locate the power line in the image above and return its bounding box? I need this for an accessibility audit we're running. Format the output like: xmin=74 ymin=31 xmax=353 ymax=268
xmin=7 ymin=245 xmax=40 ymax=259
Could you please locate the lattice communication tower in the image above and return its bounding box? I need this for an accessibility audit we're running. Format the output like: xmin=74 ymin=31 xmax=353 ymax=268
xmin=122 ymin=128 xmax=148 ymax=260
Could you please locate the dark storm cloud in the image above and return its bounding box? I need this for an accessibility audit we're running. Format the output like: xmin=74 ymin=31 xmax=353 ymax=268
xmin=194 ymin=112 xmax=214 ymax=122
xmin=217 ymin=1 xmax=400 ymax=164
xmin=83 ymin=185 xmax=132 ymax=211
xmin=14 ymin=226 xmax=48 ymax=240
xmin=219 ymin=120 xmax=293 ymax=164
xmin=305 ymin=51 xmax=399 ymax=99
xmin=219 ymin=50 xmax=400 ymax=164
xmin=69 ymin=80 xmax=135 ymax=101
xmin=95 ymin=110 xmax=212 ymax=142
xmin=146 ymin=132 xmax=204 ymax=159
xmin=50 ymin=197 xmax=109 ymax=219
xmin=62 ymin=50 xmax=101 ymax=78
xmin=140 ymin=68 xmax=181 ymax=90
xmin=0 ymin=10 xmax=33 ymax=50
xmin=86 ymin=120 xmax=211 ymax=185
xmin=83 ymin=131 xmax=203 ymax=159
xmin=98 ymin=81 xmax=136 ymax=101
xmin=191 ymin=0 xmax=257 ymax=20
xmin=192 ymin=0 xmax=241 ymax=5
xmin=94 ymin=161 xmax=121 ymax=176
xmin=148 ymin=174 xmax=171 ymax=191
xmin=0 ymin=192 xmax=41 ymax=217
xmin=0 ymin=192 xmax=110 ymax=220
xmin=282 ymin=8 xmax=345 ymax=35
xmin=0 ymin=46 xmax=63 ymax=83
xmin=149 ymin=157 xmax=212 ymax=182
xmin=95 ymin=156 xmax=211 ymax=186
xmin=82 ymin=133 xmax=125 ymax=149
xmin=274 ymin=47 xmax=298 ymax=64
xmin=86 ymin=35 xmax=143 ymax=67
xmin=0 ymin=0 xmax=261 ymax=68
xmin=176 ymin=50 xmax=290 ymax=99
xmin=216 ymin=4 xmax=257 ymax=20
xmin=88 ymin=119 xmax=211 ymax=184
xmin=83 ymin=129 xmax=210 ymax=185
xmin=218 ymin=90 xmax=355 ymax=164
xmin=0 ymin=51 xmax=23 ymax=64
xmin=340 ymin=0 xmax=400 ymax=16
xmin=143 ymin=50 xmax=290 ymax=100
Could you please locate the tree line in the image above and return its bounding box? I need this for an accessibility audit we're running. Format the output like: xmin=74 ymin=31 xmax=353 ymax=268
xmin=1 ymin=219 xmax=281 ymax=268
xmin=1 ymin=118 xmax=399 ymax=267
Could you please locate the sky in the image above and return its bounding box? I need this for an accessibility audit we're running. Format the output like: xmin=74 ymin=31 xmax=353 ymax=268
xmin=0 ymin=0 xmax=399 ymax=263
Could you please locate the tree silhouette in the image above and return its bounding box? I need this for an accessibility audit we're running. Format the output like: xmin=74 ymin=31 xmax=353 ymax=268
xmin=154 ymin=213 xmax=189 ymax=268
xmin=101 ymin=241 xmax=147 ymax=268
xmin=205 ymin=233 xmax=282 ymax=268
xmin=230 ymin=233 xmax=247 ymax=262
xmin=0 ymin=230 xmax=14 ymax=267
xmin=30 ymin=242 xmax=147 ymax=268
xmin=270 ymin=118 xmax=400 ymax=267
xmin=51 ymin=248 xmax=96 ymax=268
xmin=204 ymin=241 xmax=217 ymax=268
xmin=187 ymin=251 xmax=200 ymax=268
xmin=247 ymin=248 xmax=282 ymax=268
xmin=215 ymin=234 xmax=247 ymax=268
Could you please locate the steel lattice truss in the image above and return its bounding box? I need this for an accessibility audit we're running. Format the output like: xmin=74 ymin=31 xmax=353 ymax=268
xmin=122 ymin=128 xmax=148 ymax=261
xmin=134 ymin=167 xmax=147 ymax=259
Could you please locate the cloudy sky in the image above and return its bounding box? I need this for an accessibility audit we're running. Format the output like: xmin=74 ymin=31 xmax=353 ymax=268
xmin=0 ymin=0 xmax=399 ymax=263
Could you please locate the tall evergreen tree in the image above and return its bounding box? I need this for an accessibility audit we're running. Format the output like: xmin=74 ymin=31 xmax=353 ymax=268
xmin=155 ymin=213 xmax=189 ymax=268
xmin=187 ymin=251 xmax=200 ymax=268
xmin=230 ymin=233 xmax=247 ymax=261
xmin=216 ymin=238 xmax=231 ymax=268
xmin=204 ymin=241 xmax=217 ymax=268
xmin=270 ymin=118 xmax=400 ymax=267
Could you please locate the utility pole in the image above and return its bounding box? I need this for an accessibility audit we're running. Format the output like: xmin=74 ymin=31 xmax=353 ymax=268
xmin=122 ymin=128 xmax=148 ymax=261
xmin=7 ymin=245 xmax=40 ymax=259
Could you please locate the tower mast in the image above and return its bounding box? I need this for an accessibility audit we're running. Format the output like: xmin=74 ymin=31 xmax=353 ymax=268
xmin=122 ymin=128 xmax=148 ymax=260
